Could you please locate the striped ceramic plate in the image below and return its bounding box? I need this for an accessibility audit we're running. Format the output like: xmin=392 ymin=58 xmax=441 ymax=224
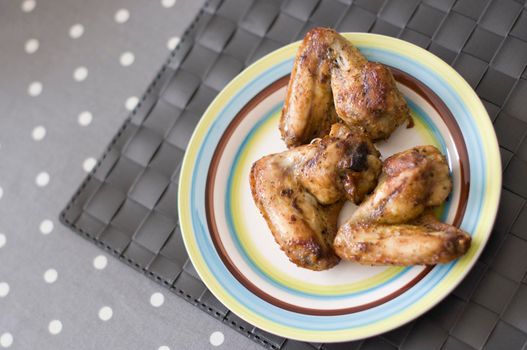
xmin=178 ymin=33 xmax=501 ymax=342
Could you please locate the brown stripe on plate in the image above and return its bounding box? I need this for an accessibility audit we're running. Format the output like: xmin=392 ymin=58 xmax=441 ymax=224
xmin=205 ymin=69 xmax=470 ymax=316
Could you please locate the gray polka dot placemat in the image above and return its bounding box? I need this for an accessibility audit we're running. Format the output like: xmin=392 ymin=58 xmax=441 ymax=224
xmin=0 ymin=0 xmax=263 ymax=349
xmin=34 ymin=0 xmax=527 ymax=349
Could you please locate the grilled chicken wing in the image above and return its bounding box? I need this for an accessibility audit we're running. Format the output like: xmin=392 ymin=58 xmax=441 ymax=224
xmin=349 ymin=145 xmax=452 ymax=225
xmin=279 ymin=28 xmax=339 ymax=148
xmin=250 ymin=124 xmax=381 ymax=270
xmin=280 ymin=27 xmax=411 ymax=148
xmin=333 ymin=214 xmax=471 ymax=265
xmin=334 ymin=146 xmax=471 ymax=265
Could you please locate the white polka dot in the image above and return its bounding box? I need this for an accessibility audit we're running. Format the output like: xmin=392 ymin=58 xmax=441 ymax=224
xmin=35 ymin=172 xmax=49 ymax=187
xmin=69 ymin=24 xmax=84 ymax=39
xmin=48 ymin=320 xmax=62 ymax=335
xmin=39 ymin=219 xmax=53 ymax=235
xmin=28 ymin=81 xmax=42 ymax=97
xmin=73 ymin=66 xmax=88 ymax=82
xmin=119 ymin=52 xmax=135 ymax=66
xmin=167 ymin=36 xmax=180 ymax=50
xmin=161 ymin=0 xmax=176 ymax=8
xmin=150 ymin=292 xmax=164 ymax=307
xmin=158 ymin=346 xmax=170 ymax=350
xmin=209 ymin=331 xmax=224 ymax=346
xmin=78 ymin=111 xmax=93 ymax=126
xmin=82 ymin=157 xmax=96 ymax=172
xmin=0 ymin=332 xmax=13 ymax=348
xmin=125 ymin=96 xmax=139 ymax=111
xmin=0 ymin=233 xmax=5 ymax=248
xmin=25 ymin=38 xmax=39 ymax=54
xmin=21 ymin=0 xmax=35 ymax=12
xmin=43 ymin=269 xmax=57 ymax=284
xmin=93 ymin=255 xmax=107 ymax=270
xmin=31 ymin=126 xmax=46 ymax=141
xmin=114 ymin=9 xmax=130 ymax=23
xmin=98 ymin=306 xmax=113 ymax=321
xmin=0 ymin=282 xmax=9 ymax=298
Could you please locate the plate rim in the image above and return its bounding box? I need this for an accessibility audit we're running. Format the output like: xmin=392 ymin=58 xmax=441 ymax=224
xmin=178 ymin=32 xmax=502 ymax=342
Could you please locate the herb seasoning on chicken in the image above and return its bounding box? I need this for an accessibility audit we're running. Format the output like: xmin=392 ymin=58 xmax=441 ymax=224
xmin=250 ymin=124 xmax=381 ymax=270
xmin=280 ymin=27 xmax=411 ymax=148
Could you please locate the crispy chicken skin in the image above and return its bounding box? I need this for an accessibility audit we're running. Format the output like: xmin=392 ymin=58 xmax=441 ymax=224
xmin=280 ymin=27 xmax=411 ymax=148
xmin=333 ymin=214 xmax=471 ymax=265
xmin=279 ymin=28 xmax=339 ymax=148
xmin=297 ymin=123 xmax=382 ymax=205
xmin=349 ymin=145 xmax=452 ymax=225
xmin=250 ymin=124 xmax=381 ymax=270
xmin=334 ymin=146 xmax=471 ymax=265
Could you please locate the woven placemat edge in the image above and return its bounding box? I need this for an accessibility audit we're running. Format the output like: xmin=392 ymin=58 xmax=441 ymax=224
xmin=58 ymin=2 xmax=282 ymax=349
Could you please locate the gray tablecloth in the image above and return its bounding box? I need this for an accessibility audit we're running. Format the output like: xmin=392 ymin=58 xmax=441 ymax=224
xmin=0 ymin=0 xmax=258 ymax=348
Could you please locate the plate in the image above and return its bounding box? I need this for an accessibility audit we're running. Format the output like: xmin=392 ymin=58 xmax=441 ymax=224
xmin=178 ymin=33 xmax=501 ymax=342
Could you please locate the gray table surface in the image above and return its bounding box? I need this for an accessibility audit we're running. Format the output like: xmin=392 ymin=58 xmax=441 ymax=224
xmin=0 ymin=0 xmax=258 ymax=348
